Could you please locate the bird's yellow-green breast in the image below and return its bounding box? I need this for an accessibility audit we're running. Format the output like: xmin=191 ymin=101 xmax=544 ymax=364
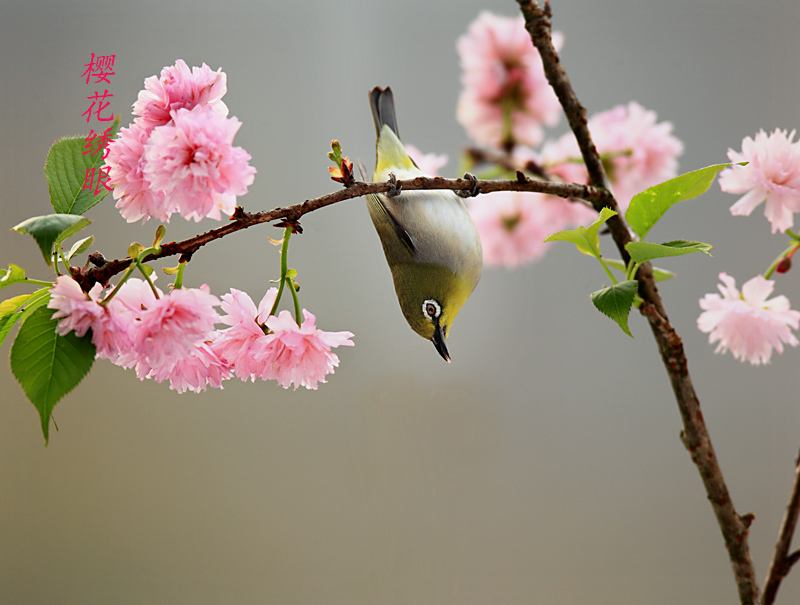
xmin=366 ymin=86 xmax=483 ymax=361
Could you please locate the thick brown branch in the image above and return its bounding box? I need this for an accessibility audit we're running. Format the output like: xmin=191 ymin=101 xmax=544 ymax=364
xmin=515 ymin=1 xmax=760 ymax=603
xmin=74 ymin=176 xmax=610 ymax=291
xmin=762 ymin=451 xmax=800 ymax=605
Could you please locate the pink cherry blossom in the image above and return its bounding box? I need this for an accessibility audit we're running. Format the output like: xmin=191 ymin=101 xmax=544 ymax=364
xmin=718 ymin=129 xmax=800 ymax=233
xmin=133 ymin=59 xmax=228 ymax=132
xmin=48 ymin=275 xmax=134 ymax=361
xmin=137 ymin=341 xmax=231 ymax=393
xmin=456 ymin=11 xmax=562 ymax=148
xmin=133 ymin=285 xmax=221 ymax=369
xmin=259 ymin=309 xmax=354 ymax=390
xmin=404 ymin=144 xmax=448 ymax=176
xmin=697 ymin=272 xmax=800 ymax=365
xmin=212 ymin=288 xmax=354 ymax=389
xmin=143 ymin=105 xmax=256 ymax=222
xmin=468 ymin=191 xmax=594 ymax=267
xmin=542 ymin=102 xmax=683 ymax=210
xmin=105 ymin=123 xmax=174 ymax=223
xmin=211 ymin=288 xmax=278 ymax=381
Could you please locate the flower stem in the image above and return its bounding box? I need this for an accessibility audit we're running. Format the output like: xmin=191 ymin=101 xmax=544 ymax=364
xmin=269 ymin=226 xmax=293 ymax=317
xmin=287 ymin=275 xmax=301 ymax=326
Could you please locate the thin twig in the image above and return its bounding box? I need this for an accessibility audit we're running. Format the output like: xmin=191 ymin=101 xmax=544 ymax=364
xmin=762 ymin=450 xmax=800 ymax=605
xmin=515 ymin=1 xmax=760 ymax=603
xmin=73 ymin=175 xmax=611 ymax=292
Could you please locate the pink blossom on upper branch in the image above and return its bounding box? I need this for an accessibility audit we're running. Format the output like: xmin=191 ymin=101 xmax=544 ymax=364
xmin=697 ymin=272 xmax=800 ymax=365
xmin=404 ymin=144 xmax=448 ymax=176
xmin=143 ymin=106 xmax=256 ymax=222
xmin=456 ymin=11 xmax=562 ymax=148
xmin=467 ymin=191 xmax=594 ymax=268
xmin=132 ymin=59 xmax=228 ymax=132
xmin=105 ymin=60 xmax=255 ymax=224
xmin=718 ymin=128 xmax=800 ymax=233
xmin=542 ymin=102 xmax=683 ymax=210
xmin=105 ymin=123 xmax=175 ymax=223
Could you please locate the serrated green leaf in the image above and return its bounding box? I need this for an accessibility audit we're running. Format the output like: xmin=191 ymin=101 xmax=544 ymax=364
xmin=545 ymin=207 xmax=617 ymax=259
xmin=605 ymin=258 xmax=675 ymax=282
xmin=10 ymin=304 xmax=95 ymax=443
xmin=626 ymin=240 xmax=714 ymax=264
xmin=45 ymin=115 xmax=120 ymax=215
xmin=626 ymin=163 xmax=732 ymax=240
xmin=0 ymin=289 xmax=50 ymax=348
xmin=0 ymin=264 xmax=27 ymax=290
xmin=590 ymin=279 xmax=638 ymax=338
xmin=66 ymin=236 xmax=94 ymax=261
xmin=12 ymin=214 xmax=91 ymax=266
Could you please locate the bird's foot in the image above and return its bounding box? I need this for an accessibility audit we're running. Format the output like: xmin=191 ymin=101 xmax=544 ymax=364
xmin=456 ymin=172 xmax=480 ymax=198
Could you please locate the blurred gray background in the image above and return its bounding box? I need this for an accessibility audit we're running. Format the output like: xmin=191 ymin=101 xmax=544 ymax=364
xmin=2 ymin=0 xmax=799 ymax=603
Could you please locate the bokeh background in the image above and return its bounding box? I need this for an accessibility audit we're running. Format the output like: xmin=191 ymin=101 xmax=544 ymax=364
xmin=2 ymin=0 xmax=799 ymax=603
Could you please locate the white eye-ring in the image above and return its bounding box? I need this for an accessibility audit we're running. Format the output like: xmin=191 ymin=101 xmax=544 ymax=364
xmin=422 ymin=299 xmax=441 ymax=321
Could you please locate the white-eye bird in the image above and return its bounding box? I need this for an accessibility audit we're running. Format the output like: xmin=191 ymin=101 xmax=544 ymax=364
xmin=366 ymin=86 xmax=483 ymax=362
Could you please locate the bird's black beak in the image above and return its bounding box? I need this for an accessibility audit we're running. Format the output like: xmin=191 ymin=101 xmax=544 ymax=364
xmin=432 ymin=323 xmax=451 ymax=363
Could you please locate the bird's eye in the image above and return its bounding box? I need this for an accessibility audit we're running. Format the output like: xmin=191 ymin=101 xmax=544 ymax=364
xmin=422 ymin=299 xmax=441 ymax=321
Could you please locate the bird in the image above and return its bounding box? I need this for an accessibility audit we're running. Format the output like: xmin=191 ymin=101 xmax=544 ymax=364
xmin=365 ymin=86 xmax=483 ymax=362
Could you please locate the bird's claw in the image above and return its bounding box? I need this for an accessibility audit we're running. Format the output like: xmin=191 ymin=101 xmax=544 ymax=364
xmin=386 ymin=172 xmax=402 ymax=197
xmin=456 ymin=172 xmax=480 ymax=198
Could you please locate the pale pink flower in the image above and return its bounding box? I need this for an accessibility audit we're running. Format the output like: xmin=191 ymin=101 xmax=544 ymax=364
xmin=133 ymin=59 xmax=228 ymax=132
xmin=105 ymin=123 xmax=174 ymax=223
xmin=698 ymin=272 xmax=800 ymax=365
xmin=134 ymin=285 xmax=221 ymax=369
xmin=137 ymin=341 xmax=231 ymax=393
xmin=542 ymin=102 xmax=683 ymax=210
xmin=468 ymin=191 xmax=593 ymax=267
xmin=404 ymin=144 xmax=448 ymax=176
xmin=456 ymin=12 xmax=562 ymax=148
xmin=211 ymin=288 xmax=278 ymax=381
xmin=259 ymin=309 xmax=354 ymax=390
xmin=719 ymin=129 xmax=800 ymax=233
xmin=48 ymin=275 xmax=134 ymax=361
xmin=143 ymin=105 xmax=256 ymax=222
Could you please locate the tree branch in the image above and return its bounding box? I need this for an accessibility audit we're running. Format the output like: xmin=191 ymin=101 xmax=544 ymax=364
xmin=762 ymin=450 xmax=800 ymax=605
xmin=74 ymin=175 xmax=611 ymax=292
xmin=515 ymin=1 xmax=760 ymax=603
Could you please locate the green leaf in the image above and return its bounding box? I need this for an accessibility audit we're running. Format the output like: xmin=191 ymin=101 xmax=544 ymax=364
xmin=66 ymin=236 xmax=94 ymax=261
xmin=626 ymin=240 xmax=714 ymax=264
xmin=45 ymin=115 xmax=120 ymax=215
xmin=12 ymin=214 xmax=91 ymax=266
xmin=10 ymin=304 xmax=95 ymax=443
xmin=605 ymin=258 xmax=675 ymax=282
xmin=0 ymin=264 xmax=27 ymax=290
xmin=626 ymin=163 xmax=732 ymax=240
xmin=0 ymin=288 xmax=50 ymax=348
xmin=590 ymin=280 xmax=638 ymax=338
xmin=545 ymin=207 xmax=618 ymax=259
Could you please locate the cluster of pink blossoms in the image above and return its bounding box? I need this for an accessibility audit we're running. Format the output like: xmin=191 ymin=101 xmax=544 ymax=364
xmin=47 ymin=277 xmax=353 ymax=392
xmin=719 ymin=128 xmax=800 ymax=233
xmin=105 ymin=60 xmax=256 ymax=223
xmin=454 ymin=12 xmax=682 ymax=268
xmin=696 ymin=129 xmax=800 ymax=365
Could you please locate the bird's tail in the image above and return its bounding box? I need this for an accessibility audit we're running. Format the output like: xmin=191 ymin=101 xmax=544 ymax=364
xmin=370 ymin=86 xmax=417 ymax=179
xmin=370 ymin=86 xmax=399 ymax=137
